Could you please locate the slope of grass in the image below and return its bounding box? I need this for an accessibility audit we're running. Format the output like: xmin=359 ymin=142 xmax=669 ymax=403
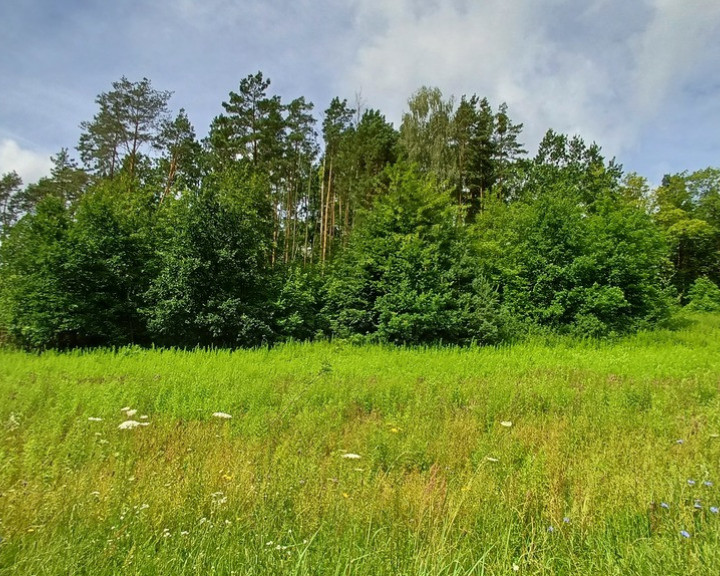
xmin=1 ymin=315 xmax=720 ymax=575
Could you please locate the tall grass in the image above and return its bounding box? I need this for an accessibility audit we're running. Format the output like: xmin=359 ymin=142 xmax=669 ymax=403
xmin=1 ymin=315 xmax=720 ymax=574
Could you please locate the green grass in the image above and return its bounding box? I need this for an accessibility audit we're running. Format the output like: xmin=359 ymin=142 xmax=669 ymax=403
xmin=2 ymin=314 xmax=720 ymax=575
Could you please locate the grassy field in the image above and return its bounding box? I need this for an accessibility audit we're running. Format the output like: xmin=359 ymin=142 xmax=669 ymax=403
xmin=1 ymin=315 xmax=720 ymax=575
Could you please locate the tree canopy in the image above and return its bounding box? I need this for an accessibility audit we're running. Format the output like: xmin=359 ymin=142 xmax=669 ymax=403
xmin=1 ymin=75 xmax=716 ymax=349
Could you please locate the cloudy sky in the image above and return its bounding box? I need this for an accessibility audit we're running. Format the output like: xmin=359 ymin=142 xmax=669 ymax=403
xmin=1 ymin=0 xmax=718 ymax=185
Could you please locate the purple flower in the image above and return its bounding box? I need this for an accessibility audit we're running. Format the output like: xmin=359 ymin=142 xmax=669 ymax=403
xmin=688 ymin=479 xmax=696 ymax=486
xmin=680 ymin=530 xmax=691 ymax=538
xmin=661 ymin=502 xmax=670 ymax=509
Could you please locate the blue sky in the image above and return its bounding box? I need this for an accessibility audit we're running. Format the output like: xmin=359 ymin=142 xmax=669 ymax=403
xmin=1 ymin=0 xmax=718 ymax=185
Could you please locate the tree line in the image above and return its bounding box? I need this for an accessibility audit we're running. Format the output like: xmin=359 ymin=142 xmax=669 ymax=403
xmin=1 ymin=74 xmax=719 ymax=349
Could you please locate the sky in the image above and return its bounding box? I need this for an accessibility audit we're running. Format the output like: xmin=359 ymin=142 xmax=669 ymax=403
xmin=1 ymin=0 xmax=719 ymax=186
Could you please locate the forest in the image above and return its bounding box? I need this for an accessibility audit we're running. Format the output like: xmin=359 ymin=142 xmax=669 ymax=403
xmin=1 ymin=73 xmax=719 ymax=350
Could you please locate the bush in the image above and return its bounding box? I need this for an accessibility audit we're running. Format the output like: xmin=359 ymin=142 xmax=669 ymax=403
xmin=686 ymin=277 xmax=720 ymax=312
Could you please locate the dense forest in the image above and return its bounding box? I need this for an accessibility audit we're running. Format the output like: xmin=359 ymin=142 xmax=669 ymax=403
xmin=1 ymin=74 xmax=719 ymax=349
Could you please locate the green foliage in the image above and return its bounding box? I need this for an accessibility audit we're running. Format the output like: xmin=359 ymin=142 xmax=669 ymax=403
xmin=0 ymin=170 xmax=23 ymax=237
xmin=0 ymin=177 xmax=155 ymax=348
xmin=0 ymin=196 xmax=75 ymax=348
xmin=78 ymin=77 xmax=172 ymax=178
xmin=654 ymin=170 xmax=720 ymax=296
xmin=143 ymin=165 xmax=274 ymax=347
xmin=475 ymin=184 xmax=673 ymax=337
xmin=686 ymin=277 xmax=720 ymax=312
xmin=273 ymin=267 xmax=326 ymax=341
xmin=324 ymin=165 xmax=509 ymax=345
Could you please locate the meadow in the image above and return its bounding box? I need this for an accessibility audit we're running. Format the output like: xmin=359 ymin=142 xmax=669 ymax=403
xmin=1 ymin=315 xmax=720 ymax=575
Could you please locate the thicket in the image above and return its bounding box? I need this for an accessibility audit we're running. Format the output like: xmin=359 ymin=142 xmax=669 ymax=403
xmin=1 ymin=74 xmax=718 ymax=349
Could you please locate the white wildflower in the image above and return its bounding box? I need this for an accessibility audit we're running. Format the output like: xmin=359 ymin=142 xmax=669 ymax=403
xmin=124 ymin=409 xmax=138 ymax=417
xmin=118 ymin=420 xmax=143 ymax=430
xmin=341 ymin=453 xmax=361 ymax=460
xmin=212 ymin=412 xmax=232 ymax=419
xmin=512 ymin=563 xmax=520 ymax=572
xmin=500 ymin=421 xmax=513 ymax=428
xmin=140 ymin=415 xmax=148 ymax=420
xmin=120 ymin=406 xmax=131 ymax=412
xmin=181 ymin=530 xmax=189 ymax=536
xmin=485 ymin=456 xmax=500 ymax=462
xmin=88 ymin=417 xmax=103 ymax=422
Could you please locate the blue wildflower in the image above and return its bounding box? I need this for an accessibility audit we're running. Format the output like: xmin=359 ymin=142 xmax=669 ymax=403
xmin=688 ymin=479 xmax=696 ymax=486
xmin=547 ymin=526 xmax=554 ymax=533
xmin=711 ymin=507 xmax=719 ymax=514
xmin=703 ymin=481 xmax=713 ymax=487
xmin=680 ymin=530 xmax=691 ymax=538
xmin=661 ymin=502 xmax=670 ymax=509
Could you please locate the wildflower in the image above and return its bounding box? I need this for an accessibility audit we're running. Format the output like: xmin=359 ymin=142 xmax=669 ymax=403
xmin=688 ymin=479 xmax=696 ymax=486
xmin=90 ymin=491 xmax=100 ymax=497
xmin=125 ymin=409 xmax=138 ymax=417
xmin=120 ymin=406 xmax=131 ymax=412
xmin=118 ymin=420 xmax=143 ymax=430
xmin=485 ymin=456 xmax=499 ymax=462
xmin=704 ymin=481 xmax=713 ymax=487
xmin=390 ymin=428 xmax=399 ymax=433
xmin=512 ymin=564 xmax=520 ymax=572
xmin=181 ymin=531 xmax=189 ymax=536
xmin=661 ymin=502 xmax=670 ymax=509
xmin=710 ymin=507 xmax=718 ymax=514
xmin=563 ymin=517 xmax=570 ymax=524
xmin=694 ymin=502 xmax=702 ymax=510
xmin=211 ymin=491 xmax=227 ymax=505
xmin=341 ymin=453 xmax=361 ymax=460
xmin=547 ymin=526 xmax=554 ymax=533
xmin=266 ymin=541 xmax=273 ymax=546
xmin=88 ymin=417 xmax=103 ymax=422
xmin=500 ymin=421 xmax=513 ymax=428
xmin=140 ymin=415 xmax=148 ymax=420
xmin=676 ymin=439 xmax=684 ymax=444
xmin=213 ymin=412 xmax=232 ymax=419
xmin=680 ymin=530 xmax=691 ymax=538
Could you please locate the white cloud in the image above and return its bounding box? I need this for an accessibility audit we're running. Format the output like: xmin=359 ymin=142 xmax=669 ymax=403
xmin=339 ymin=0 xmax=720 ymax=159
xmin=631 ymin=0 xmax=720 ymax=118
xmin=0 ymin=139 xmax=52 ymax=185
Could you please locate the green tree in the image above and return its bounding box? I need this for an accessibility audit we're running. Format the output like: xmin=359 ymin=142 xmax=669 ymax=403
xmin=0 ymin=171 xmax=23 ymax=238
xmin=654 ymin=171 xmax=720 ymax=296
xmin=14 ymin=150 xmax=89 ymax=215
xmin=475 ymin=189 xmax=673 ymax=336
xmin=323 ymin=165 xmax=509 ymax=345
xmin=144 ymin=165 xmax=275 ymax=347
xmin=78 ymin=77 xmax=172 ymax=178
xmin=398 ymin=87 xmax=454 ymax=179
